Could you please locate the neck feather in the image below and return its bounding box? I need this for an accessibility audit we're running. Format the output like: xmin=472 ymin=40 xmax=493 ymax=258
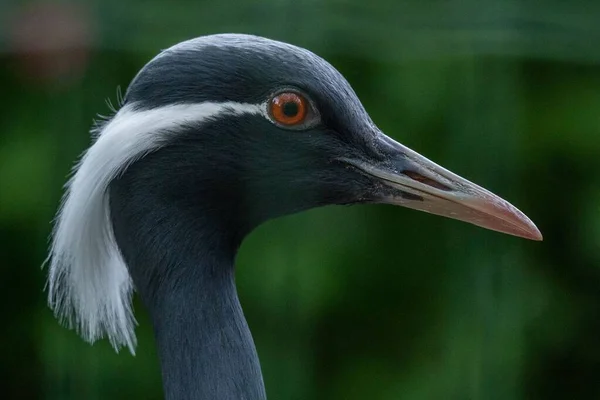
xmin=151 ymin=256 xmax=265 ymax=400
xmin=109 ymin=156 xmax=266 ymax=400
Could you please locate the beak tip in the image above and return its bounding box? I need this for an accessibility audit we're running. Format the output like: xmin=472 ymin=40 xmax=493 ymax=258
xmin=523 ymin=228 xmax=543 ymax=241
xmin=509 ymin=210 xmax=543 ymax=241
xmin=528 ymin=227 xmax=544 ymax=242
xmin=511 ymin=215 xmax=543 ymax=241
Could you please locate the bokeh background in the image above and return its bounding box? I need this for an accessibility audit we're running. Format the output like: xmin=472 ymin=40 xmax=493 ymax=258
xmin=1 ymin=1 xmax=599 ymax=399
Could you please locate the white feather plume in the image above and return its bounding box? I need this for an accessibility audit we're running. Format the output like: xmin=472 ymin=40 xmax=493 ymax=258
xmin=46 ymin=101 xmax=264 ymax=353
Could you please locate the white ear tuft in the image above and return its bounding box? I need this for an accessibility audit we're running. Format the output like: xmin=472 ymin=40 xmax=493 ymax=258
xmin=46 ymin=101 xmax=265 ymax=353
xmin=47 ymin=107 xmax=140 ymax=353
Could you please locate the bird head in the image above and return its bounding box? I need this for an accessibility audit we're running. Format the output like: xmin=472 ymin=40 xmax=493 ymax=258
xmin=116 ymin=34 xmax=540 ymax=240
xmin=47 ymin=34 xmax=541 ymax=353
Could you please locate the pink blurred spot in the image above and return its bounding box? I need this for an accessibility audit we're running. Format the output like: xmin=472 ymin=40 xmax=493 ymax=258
xmin=9 ymin=2 xmax=94 ymax=85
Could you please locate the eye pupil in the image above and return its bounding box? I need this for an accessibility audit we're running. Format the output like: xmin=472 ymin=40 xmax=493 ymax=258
xmin=282 ymin=101 xmax=299 ymax=117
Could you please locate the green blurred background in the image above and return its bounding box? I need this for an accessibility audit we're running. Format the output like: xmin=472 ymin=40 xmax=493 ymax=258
xmin=1 ymin=0 xmax=599 ymax=399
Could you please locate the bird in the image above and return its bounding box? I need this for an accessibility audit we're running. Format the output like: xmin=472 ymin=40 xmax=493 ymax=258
xmin=46 ymin=33 xmax=542 ymax=400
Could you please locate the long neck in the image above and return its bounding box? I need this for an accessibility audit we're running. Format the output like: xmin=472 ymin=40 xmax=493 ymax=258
xmin=151 ymin=255 xmax=266 ymax=400
xmin=109 ymin=159 xmax=267 ymax=399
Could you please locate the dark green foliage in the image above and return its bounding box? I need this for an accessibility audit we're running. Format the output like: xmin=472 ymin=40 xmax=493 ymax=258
xmin=1 ymin=1 xmax=599 ymax=399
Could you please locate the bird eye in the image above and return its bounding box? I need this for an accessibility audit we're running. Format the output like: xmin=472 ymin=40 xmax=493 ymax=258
xmin=268 ymin=92 xmax=310 ymax=127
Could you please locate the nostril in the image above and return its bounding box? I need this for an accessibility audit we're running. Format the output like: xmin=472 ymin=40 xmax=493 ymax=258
xmin=403 ymin=171 xmax=452 ymax=191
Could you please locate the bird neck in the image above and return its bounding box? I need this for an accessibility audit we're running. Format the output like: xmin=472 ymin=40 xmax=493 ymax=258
xmin=109 ymin=166 xmax=267 ymax=399
xmin=150 ymin=254 xmax=266 ymax=400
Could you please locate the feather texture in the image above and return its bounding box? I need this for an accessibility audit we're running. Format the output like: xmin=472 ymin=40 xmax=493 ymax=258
xmin=46 ymin=101 xmax=264 ymax=353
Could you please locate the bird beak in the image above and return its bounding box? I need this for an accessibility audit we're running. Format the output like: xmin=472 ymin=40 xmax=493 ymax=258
xmin=343 ymin=133 xmax=542 ymax=241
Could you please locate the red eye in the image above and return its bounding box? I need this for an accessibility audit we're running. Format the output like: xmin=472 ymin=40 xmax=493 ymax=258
xmin=269 ymin=92 xmax=308 ymax=126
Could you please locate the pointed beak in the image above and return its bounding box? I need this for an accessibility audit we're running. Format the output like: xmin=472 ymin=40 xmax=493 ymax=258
xmin=343 ymin=133 xmax=542 ymax=241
